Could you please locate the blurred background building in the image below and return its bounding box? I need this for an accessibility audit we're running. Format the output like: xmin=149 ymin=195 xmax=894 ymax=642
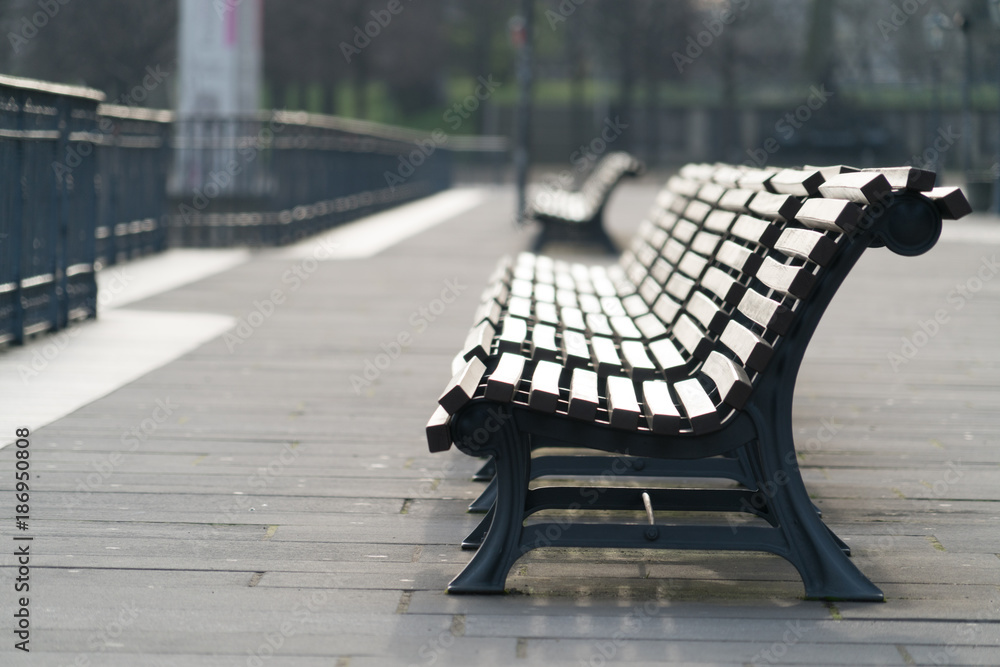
xmin=2 ymin=0 xmax=1000 ymax=199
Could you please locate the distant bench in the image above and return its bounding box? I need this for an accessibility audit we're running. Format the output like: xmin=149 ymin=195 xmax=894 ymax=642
xmin=525 ymin=151 xmax=644 ymax=252
xmin=426 ymin=162 xmax=971 ymax=600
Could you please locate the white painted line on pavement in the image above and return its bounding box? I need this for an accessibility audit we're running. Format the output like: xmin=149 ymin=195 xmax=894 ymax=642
xmin=97 ymin=248 xmax=251 ymax=312
xmin=0 ymin=310 xmax=235 ymax=448
xmin=278 ymin=188 xmax=486 ymax=260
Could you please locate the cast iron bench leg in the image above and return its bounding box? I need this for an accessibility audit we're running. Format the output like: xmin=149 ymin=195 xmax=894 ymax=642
xmin=473 ymin=458 xmax=496 ymax=481
xmin=462 ymin=505 xmax=494 ymax=550
xmin=449 ymin=405 xmax=530 ymax=594
xmin=747 ymin=398 xmax=883 ymax=602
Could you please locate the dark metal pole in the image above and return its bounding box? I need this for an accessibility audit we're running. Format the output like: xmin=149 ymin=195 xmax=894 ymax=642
xmin=993 ymin=48 xmax=1000 ymax=215
xmin=513 ymin=0 xmax=534 ymax=224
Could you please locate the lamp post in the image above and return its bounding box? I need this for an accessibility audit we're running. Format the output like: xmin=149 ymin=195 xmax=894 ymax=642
xmin=989 ymin=0 xmax=1000 ymax=212
xmin=923 ymin=10 xmax=949 ymax=177
xmin=510 ymin=1 xmax=534 ymax=225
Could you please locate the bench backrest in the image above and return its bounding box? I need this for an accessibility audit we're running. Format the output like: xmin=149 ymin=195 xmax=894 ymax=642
xmin=606 ymin=163 xmax=946 ymax=428
xmin=528 ymin=152 xmax=644 ymax=221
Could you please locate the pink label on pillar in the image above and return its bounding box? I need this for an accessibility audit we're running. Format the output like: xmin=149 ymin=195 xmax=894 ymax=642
xmin=225 ymin=4 xmax=237 ymax=46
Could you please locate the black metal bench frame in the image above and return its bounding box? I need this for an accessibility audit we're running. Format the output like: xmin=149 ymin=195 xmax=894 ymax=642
xmin=428 ymin=165 xmax=970 ymax=601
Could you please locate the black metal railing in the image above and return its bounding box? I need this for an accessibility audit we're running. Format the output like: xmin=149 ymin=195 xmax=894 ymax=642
xmin=168 ymin=112 xmax=455 ymax=246
xmin=1 ymin=74 xmax=499 ymax=346
xmin=1 ymin=74 xmax=105 ymax=345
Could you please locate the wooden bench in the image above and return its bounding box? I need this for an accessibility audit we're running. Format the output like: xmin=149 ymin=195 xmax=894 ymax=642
xmin=526 ymin=151 xmax=644 ymax=252
xmin=426 ymin=162 xmax=972 ymax=601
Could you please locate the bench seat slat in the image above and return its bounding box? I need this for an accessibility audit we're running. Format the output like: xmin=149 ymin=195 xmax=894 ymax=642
xmin=507 ymin=296 xmax=532 ymax=319
xmin=687 ymin=291 xmax=728 ymax=334
xmin=534 ymin=282 xmax=556 ymax=303
xmin=531 ymin=324 xmax=560 ymax=360
xmin=674 ymin=378 xmax=721 ymax=434
xmin=578 ymin=293 xmax=602 ymax=314
xmin=474 ymin=299 xmax=502 ymax=327
xmin=747 ymin=192 xmax=802 ymax=222
xmin=535 ymin=301 xmax=559 ymax=324
xmin=590 ymin=336 xmax=622 ymax=378
xmin=529 ymin=360 xmax=563 ymax=412
xmin=622 ymin=294 xmax=650 ymax=317
xmin=697 ymin=182 xmax=726 ymax=204
xmin=601 ymin=296 xmax=626 ymax=317
xmin=731 ymin=214 xmax=783 ymax=247
xmin=621 ymin=340 xmax=659 ymax=380
xmin=611 ymin=315 xmax=643 ymax=339
xmin=691 ymin=231 xmax=723 ymax=256
xmin=684 ymin=199 xmax=713 ymax=224
xmin=641 ymin=380 xmax=681 ymax=434
xmin=665 ymin=273 xmax=695 ymax=301
xmin=561 ymin=329 xmax=591 ymax=369
xmin=701 ymin=351 xmax=752 ymax=409
xmin=640 ymin=276 xmax=662 ymax=303
xmin=715 ymin=240 xmax=763 ymax=275
xmin=673 ymin=314 xmax=712 ymax=360
xmin=560 ymin=307 xmax=586 ymax=331
xmin=794 ymin=197 xmax=864 ymax=233
xmin=606 ymin=375 xmax=641 ymax=430
xmin=701 ymin=266 xmax=745 ymax=305
xmin=663 ymin=238 xmax=686 ymax=264
xmin=774 ymin=228 xmax=836 ymax=265
xmin=485 ymin=352 xmax=526 ymax=402
xmin=672 ymin=219 xmax=700 ymax=243
xmin=720 ymin=321 xmax=773 ymax=372
xmin=635 ymin=312 xmax=668 ymax=339
xmin=861 ymin=166 xmax=935 ymax=191
xmin=652 ymin=293 xmax=682 ymax=323
xmin=717 ymin=188 xmax=755 ymax=213
xmin=678 ymin=251 xmax=709 ymax=280
xmin=438 ymin=356 xmax=488 ymax=413
xmin=426 ymin=404 xmax=452 ymax=452
xmin=926 ymin=187 xmax=973 ymax=220
xmin=461 ymin=320 xmax=495 ymax=363
xmin=817 ymin=172 xmax=891 ymax=205
xmin=737 ymin=289 xmax=793 ymax=335
xmin=768 ymin=169 xmax=825 ymax=197
xmin=648 ymin=337 xmax=687 ymax=377
xmin=703 ymin=210 xmax=736 ymax=233
xmin=497 ymin=316 xmax=528 ymax=353
xmin=510 ymin=278 xmax=533 ymax=298
xmin=756 ymin=257 xmax=816 ymax=299
xmin=568 ymin=368 xmax=599 ymax=420
xmin=586 ymin=312 xmax=614 ymax=337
